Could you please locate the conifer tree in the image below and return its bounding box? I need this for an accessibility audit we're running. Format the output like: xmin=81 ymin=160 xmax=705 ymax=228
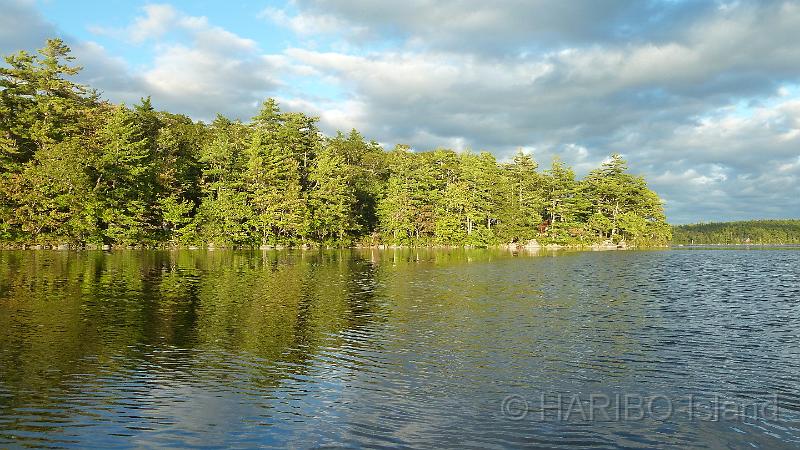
xmin=196 ymin=116 xmax=253 ymax=245
xmin=0 ymin=40 xmax=674 ymax=249
xmin=308 ymin=137 xmax=357 ymax=243
xmin=378 ymin=146 xmax=437 ymax=244
xmin=246 ymin=100 xmax=308 ymax=244
xmin=93 ymin=99 xmax=162 ymax=245
xmin=502 ymin=150 xmax=543 ymax=242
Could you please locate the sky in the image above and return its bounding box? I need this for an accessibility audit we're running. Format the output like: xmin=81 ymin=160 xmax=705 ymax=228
xmin=2 ymin=0 xmax=800 ymax=224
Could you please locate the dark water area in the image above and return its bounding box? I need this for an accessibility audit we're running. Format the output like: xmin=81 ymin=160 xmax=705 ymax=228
xmin=0 ymin=248 xmax=798 ymax=449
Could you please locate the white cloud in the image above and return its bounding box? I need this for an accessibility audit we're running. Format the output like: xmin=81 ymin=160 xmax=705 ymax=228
xmin=84 ymin=4 xmax=281 ymax=120
xmin=4 ymin=0 xmax=800 ymax=222
xmin=260 ymin=7 xmax=362 ymax=37
xmin=129 ymin=4 xmax=179 ymax=42
xmin=282 ymin=0 xmax=712 ymax=53
xmin=265 ymin=1 xmax=800 ymax=223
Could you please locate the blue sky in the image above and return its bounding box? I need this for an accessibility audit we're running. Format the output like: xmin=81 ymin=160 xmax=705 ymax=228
xmin=2 ymin=0 xmax=800 ymax=224
xmin=37 ymin=1 xmax=295 ymax=63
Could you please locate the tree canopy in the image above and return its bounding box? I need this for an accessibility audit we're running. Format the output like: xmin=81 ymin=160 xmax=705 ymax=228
xmin=672 ymin=220 xmax=800 ymax=245
xmin=0 ymin=40 xmax=671 ymax=248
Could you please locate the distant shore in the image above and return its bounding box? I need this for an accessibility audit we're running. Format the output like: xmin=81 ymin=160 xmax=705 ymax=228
xmin=674 ymin=243 xmax=800 ymax=247
xmin=672 ymin=219 xmax=800 ymax=246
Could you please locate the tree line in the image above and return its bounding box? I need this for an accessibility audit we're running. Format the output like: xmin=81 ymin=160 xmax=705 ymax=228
xmin=0 ymin=39 xmax=671 ymax=248
xmin=672 ymin=220 xmax=800 ymax=245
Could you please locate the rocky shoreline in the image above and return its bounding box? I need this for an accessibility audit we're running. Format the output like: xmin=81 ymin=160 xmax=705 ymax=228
xmin=1 ymin=239 xmax=644 ymax=251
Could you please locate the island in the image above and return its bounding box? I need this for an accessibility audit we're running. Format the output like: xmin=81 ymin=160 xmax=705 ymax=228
xmin=0 ymin=40 xmax=670 ymax=250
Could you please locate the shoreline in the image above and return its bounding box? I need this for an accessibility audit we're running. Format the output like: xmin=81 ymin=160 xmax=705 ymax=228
xmin=0 ymin=241 xmax=663 ymax=251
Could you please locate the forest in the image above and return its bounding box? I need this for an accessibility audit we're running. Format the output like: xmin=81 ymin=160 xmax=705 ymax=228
xmin=672 ymin=220 xmax=800 ymax=245
xmin=0 ymin=39 xmax=671 ymax=249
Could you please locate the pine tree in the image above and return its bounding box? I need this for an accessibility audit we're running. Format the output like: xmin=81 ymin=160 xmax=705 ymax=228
xmin=540 ymin=157 xmax=588 ymax=242
xmin=339 ymin=130 xmax=386 ymax=235
xmin=459 ymin=151 xmax=506 ymax=245
xmin=502 ymin=149 xmax=543 ymax=242
xmin=196 ymin=115 xmax=253 ymax=246
xmin=378 ymin=146 xmax=437 ymax=244
xmin=246 ymin=100 xmax=309 ymax=245
xmin=0 ymin=40 xmax=675 ymax=249
xmin=582 ymin=154 xmax=669 ymax=244
xmin=0 ymin=39 xmax=96 ymax=244
xmin=156 ymin=112 xmax=205 ymax=243
xmin=11 ymin=138 xmax=94 ymax=244
xmin=308 ymin=137 xmax=357 ymax=243
xmin=92 ymin=99 xmax=162 ymax=245
xmin=430 ymin=149 xmax=467 ymax=244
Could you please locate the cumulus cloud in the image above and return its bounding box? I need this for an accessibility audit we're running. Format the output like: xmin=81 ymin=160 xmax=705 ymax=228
xmin=3 ymin=0 xmax=800 ymax=222
xmin=1 ymin=1 xmax=280 ymax=121
xmin=268 ymin=0 xmax=800 ymax=222
xmin=276 ymin=0 xmax=713 ymax=53
xmin=90 ymin=4 xmax=278 ymax=120
xmin=259 ymin=6 xmax=366 ymax=38
xmin=640 ymin=95 xmax=800 ymax=223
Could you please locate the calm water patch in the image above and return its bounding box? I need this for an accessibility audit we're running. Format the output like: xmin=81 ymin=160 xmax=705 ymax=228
xmin=0 ymin=249 xmax=798 ymax=449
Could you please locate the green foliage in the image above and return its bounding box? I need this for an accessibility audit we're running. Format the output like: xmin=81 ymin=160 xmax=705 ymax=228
xmin=672 ymin=220 xmax=800 ymax=244
xmin=194 ymin=115 xmax=253 ymax=246
xmin=92 ymin=100 xmax=162 ymax=246
xmin=499 ymin=150 xmax=543 ymax=243
xmin=246 ymin=100 xmax=312 ymax=245
xmin=378 ymin=146 xmax=437 ymax=244
xmin=581 ymin=154 xmax=671 ymax=245
xmin=542 ymin=157 xmax=581 ymax=225
xmin=309 ymin=134 xmax=358 ymax=244
xmin=0 ymin=40 xmax=672 ymax=248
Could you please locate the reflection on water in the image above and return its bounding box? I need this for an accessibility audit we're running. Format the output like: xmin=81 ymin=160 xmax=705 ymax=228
xmin=0 ymin=248 xmax=798 ymax=448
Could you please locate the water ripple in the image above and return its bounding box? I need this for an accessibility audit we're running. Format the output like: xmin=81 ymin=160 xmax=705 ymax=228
xmin=0 ymin=249 xmax=798 ymax=448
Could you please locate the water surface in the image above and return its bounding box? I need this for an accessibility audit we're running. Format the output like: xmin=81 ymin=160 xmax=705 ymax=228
xmin=0 ymin=249 xmax=798 ymax=448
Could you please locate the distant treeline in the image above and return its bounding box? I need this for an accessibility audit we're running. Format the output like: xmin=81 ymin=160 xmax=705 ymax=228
xmin=672 ymin=220 xmax=800 ymax=245
xmin=0 ymin=39 xmax=671 ymax=248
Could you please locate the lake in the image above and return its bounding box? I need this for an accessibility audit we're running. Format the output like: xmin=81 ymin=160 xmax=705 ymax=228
xmin=0 ymin=248 xmax=798 ymax=449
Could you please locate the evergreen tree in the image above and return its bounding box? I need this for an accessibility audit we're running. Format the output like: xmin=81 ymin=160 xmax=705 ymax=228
xmin=92 ymin=100 xmax=162 ymax=245
xmin=10 ymin=138 xmax=95 ymax=244
xmin=308 ymin=137 xmax=357 ymax=243
xmin=459 ymin=151 xmax=507 ymax=246
xmin=582 ymin=154 xmax=669 ymax=244
xmin=542 ymin=157 xmax=579 ymax=224
xmin=378 ymin=146 xmax=437 ymax=244
xmin=502 ymin=149 xmax=543 ymax=242
xmin=195 ymin=116 xmax=253 ymax=246
xmin=430 ymin=149 xmax=467 ymax=244
xmin=673 ymin=220 xmax=798 ymax=245
xmin=246 ymin=100 xmax=309 ymax=244
xmin=0 ymin=39 xmax=97 ymax=244
xmin=339 ymin=130 xmax=386 ymax=236
xmin=155 ymin=112 xmax=205 ymax=243
xmin=0 ymin=40 xmax=674 ymax=249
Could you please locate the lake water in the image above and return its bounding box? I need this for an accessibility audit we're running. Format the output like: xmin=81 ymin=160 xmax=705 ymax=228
xmin=0 ymin=248 xmax=798 ymax=449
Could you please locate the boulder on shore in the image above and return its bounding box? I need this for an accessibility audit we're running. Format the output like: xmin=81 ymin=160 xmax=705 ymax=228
xmin=592 ymin=240 xmax=621 ymax=250
xmin=524 ymin=239 xmax=540 ymax=250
